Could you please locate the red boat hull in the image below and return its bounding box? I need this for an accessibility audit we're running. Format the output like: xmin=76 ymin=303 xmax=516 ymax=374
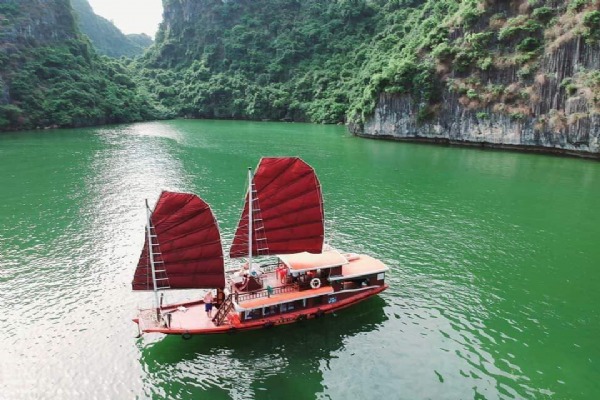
xmin=135 ymin=285 xmax=387 ymax=336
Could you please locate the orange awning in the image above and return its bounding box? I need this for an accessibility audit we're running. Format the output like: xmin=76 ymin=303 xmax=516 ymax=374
xmin=330 ymin=254 xmax=389 ymax=280
xmin=278 ymin=250 xmax=348 ymax=272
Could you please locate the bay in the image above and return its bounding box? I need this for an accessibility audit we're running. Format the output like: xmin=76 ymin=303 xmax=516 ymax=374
xmin=0 ymin=120 xmax=599 ymax=399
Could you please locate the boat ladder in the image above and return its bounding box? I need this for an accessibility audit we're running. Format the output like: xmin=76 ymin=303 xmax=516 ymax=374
xmin=250 ymin=185 xmax=269 ymax=255
xmin=149 ymin=224 xmax=170 ymax=290
xmin=212 ymin=294 xmax=234 ymax=326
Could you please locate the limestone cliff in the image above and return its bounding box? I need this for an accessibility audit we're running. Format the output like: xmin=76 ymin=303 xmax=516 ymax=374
xmin=350 ymin=1 xmax=600 ymax=158
xmin=0 ymin=0 xmax=163 ymax=130
xmin=70 ymin=0 xmax=152 ymax=58
xmin=0 ymin=0 xmax=77 ymax=115
xmin=0 ymin=0 xmax=77 ymax=44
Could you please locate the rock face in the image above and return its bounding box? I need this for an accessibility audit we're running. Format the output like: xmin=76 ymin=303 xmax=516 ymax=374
xmin=0 ymin=0 xmax=163 ymax=130
xmin=0 ymin=0 xmax=77 ymax=109
xmin=352 ymin=96 xmax=599 ymax=157
xmin=0 ymin=76 xmax=8 ymax=103
xmin=350 ymin=3 xmax=600 ymax=159
xmin=151 ymin=0 xmax=218 ymax=68
xmin=70 ymin=0 xmax=152 ymax=58
xmin=352 ymin=36 xmax=600 ymax=158
xmin=0 ymin=0 xmax=77 ymax=44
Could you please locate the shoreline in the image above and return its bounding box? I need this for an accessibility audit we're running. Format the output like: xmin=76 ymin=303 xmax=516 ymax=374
xmin=354 ymin=133 xmax=600 ymax=161
xmin=3 ymin=118 xmax=599 ymax=161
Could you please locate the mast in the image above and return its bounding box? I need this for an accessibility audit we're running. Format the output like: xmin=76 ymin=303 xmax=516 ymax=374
xmin=229 ymin=157 xmax=324 ymax=258
xmin=248 ymin=167 xmax=253 ymax=272
xmin=145 ymin=199 xmax=160 ymax=312
xmin=133 ymin=191 xmax=225 ymax=291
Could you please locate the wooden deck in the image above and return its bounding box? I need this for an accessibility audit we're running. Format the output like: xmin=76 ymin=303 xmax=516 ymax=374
xmin=135 ymin=253 xmax=389 ymax=335
xmin=138 ymin=303 xmax=217 ymax=332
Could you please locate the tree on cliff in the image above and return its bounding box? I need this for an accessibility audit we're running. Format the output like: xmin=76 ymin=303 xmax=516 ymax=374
xmin=0 ymin=0 xmax=168 ymax=131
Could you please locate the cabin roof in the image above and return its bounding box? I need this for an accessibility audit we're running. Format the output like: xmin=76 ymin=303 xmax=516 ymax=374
xmin=278 ymin=250 xmax=348 ymax=272
xmin=236 ymin=286 xmax=334 ymax=310
xmin=330 ymin=254 xmax=389 ymax=281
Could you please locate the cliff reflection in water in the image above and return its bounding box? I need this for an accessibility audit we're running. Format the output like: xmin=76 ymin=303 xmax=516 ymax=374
xmin=138 ymin=297 xmax=388 ymax=399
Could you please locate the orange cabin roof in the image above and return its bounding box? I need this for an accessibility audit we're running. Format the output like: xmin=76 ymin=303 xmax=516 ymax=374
xmin=330 ymin=254 xmax=389 ymax=280
xmin=278 ymin=250 xmax=348 ymax=272
xmin=237 ymin=286 xmax=334 ymax=310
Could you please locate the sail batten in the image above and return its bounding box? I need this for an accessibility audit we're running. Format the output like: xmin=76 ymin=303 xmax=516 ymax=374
xmin=230 ymin=157 xmax=324 ymax=258
xmin=132 ymin=191 xmax=225 ymax=291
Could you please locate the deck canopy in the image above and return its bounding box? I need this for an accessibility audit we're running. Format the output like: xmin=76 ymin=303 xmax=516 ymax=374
xmin=132 ymin=191 xmax=225 ymax=290
xmin=329 ymin=255 xmax=389 ymax=281
xmin=278 ymin=250 xmax=348 ymax=272
xmin=229 ymin=157 xmax=324 ymax=258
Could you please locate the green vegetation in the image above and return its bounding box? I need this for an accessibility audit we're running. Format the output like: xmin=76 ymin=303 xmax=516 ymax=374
xmin=0 ymin=40 xmax=169 ymax=130
xmin=1 ymin=0 xmax=599 ymax=132
xmin=0 ymin=0 xmax=167 ymax=131
xmin=130 ymin=0 xmax=464 ymax=124
xmin=70 ymin=0 xmax=152 ymax=58
xmin=582 ymin=10 xmax=600 ymax=42
xmin=135 ymin=0 xmax=596 ymax=125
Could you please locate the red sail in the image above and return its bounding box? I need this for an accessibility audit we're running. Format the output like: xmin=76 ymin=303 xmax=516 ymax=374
xmin=132 ymin=191 xmax=225 ymax=290
xmin=229 ymin=157 xmax=324 ymax=258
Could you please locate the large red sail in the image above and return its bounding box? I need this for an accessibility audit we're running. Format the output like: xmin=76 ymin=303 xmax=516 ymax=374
xmin=132 ymin=191 xmax=225 ymax=290
xmin=229 ymin=157 xmax=324 ymax=258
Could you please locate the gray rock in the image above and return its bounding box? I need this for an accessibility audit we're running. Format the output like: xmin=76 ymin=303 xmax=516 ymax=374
xmin=353 ymin=36 xmax=600 ymax=158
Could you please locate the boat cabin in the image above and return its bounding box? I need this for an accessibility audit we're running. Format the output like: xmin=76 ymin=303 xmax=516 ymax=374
xmin=229 ymin=250 xmax=388 ymax=323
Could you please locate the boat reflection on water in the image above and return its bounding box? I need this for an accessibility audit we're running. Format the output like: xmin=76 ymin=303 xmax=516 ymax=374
xmin=138 ymin=296 xmax=388 ymax=398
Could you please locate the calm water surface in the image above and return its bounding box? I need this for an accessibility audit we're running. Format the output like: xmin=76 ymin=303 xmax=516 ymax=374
xmin=1 ymin=120 xmax=599 ymax=399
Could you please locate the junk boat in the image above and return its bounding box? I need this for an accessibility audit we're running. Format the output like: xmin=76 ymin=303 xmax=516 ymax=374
xmin=132 ymin=157 xmax=389 ymax=336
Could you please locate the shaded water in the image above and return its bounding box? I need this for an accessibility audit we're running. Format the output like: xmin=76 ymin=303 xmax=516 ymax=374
xmin=1 ymin=120 xmax=599 ymax=399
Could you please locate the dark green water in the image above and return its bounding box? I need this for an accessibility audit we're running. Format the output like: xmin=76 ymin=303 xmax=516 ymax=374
xmin=1 ymin=120 xmax=599 ymax=399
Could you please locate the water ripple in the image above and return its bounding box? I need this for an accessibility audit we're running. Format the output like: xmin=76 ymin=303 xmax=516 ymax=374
xmin=1 ymin=122 xmax=599 ymax=399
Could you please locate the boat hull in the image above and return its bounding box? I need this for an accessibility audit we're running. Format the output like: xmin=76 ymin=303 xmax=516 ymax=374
xmin=135 ymin=284 xmax=387 ymax=336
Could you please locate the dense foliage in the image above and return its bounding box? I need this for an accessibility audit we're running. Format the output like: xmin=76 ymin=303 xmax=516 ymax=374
xmin=70 ymin=0 xmax=152 ymax=58
xmin=2 ymin=0 xmax=599 ymax=132
xmin=136 ymin=0 xmax=386 ymax=123
xmin=137 ymin=0 xmax=600 ymax=125
xmin=0 ymin=0 xmax=168 ymax=131
xmin=0 ymin=41 xmax=169 ymax=129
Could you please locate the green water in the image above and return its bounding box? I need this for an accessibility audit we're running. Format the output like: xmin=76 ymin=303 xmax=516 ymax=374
xmin=1 ymin=120 xmax=599 ymax=399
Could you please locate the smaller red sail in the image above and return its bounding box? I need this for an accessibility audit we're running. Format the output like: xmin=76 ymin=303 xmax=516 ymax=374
xmin=229 ymin=157 xmax=324 ymax=258
xmin=132 ymin=191 xmax=225 ymax=290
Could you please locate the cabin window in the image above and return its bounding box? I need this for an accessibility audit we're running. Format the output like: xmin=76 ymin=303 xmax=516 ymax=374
xmin=342 ymin=280 xmax=361 ymax=290
xmin=377 ymin=273 xmax=385 ymax=281
xmin=245 ymin=309 xmax=259 ymax=320
xmin=264 ymin=306 xmax=276 ymax=316
xmin=280 ymin=302 xmax=295 ymax=313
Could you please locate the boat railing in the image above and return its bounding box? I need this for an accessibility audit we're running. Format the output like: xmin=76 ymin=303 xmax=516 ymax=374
xmin=257 ymin=262 xmax=280 ymax=273
xmin=225 ymin=262 xmax=280 ymax=277
xmin=235 ymin=282 xmax=299 ymax=303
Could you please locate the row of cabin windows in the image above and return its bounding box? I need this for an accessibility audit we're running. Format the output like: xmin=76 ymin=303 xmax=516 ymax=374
xmin=240 ymin=272 xmax=385 ymax=321
xmin=332 ymin=272 xmax=385 ymax=291
xmin=241 ymin=297 xmax=325 ymax=321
